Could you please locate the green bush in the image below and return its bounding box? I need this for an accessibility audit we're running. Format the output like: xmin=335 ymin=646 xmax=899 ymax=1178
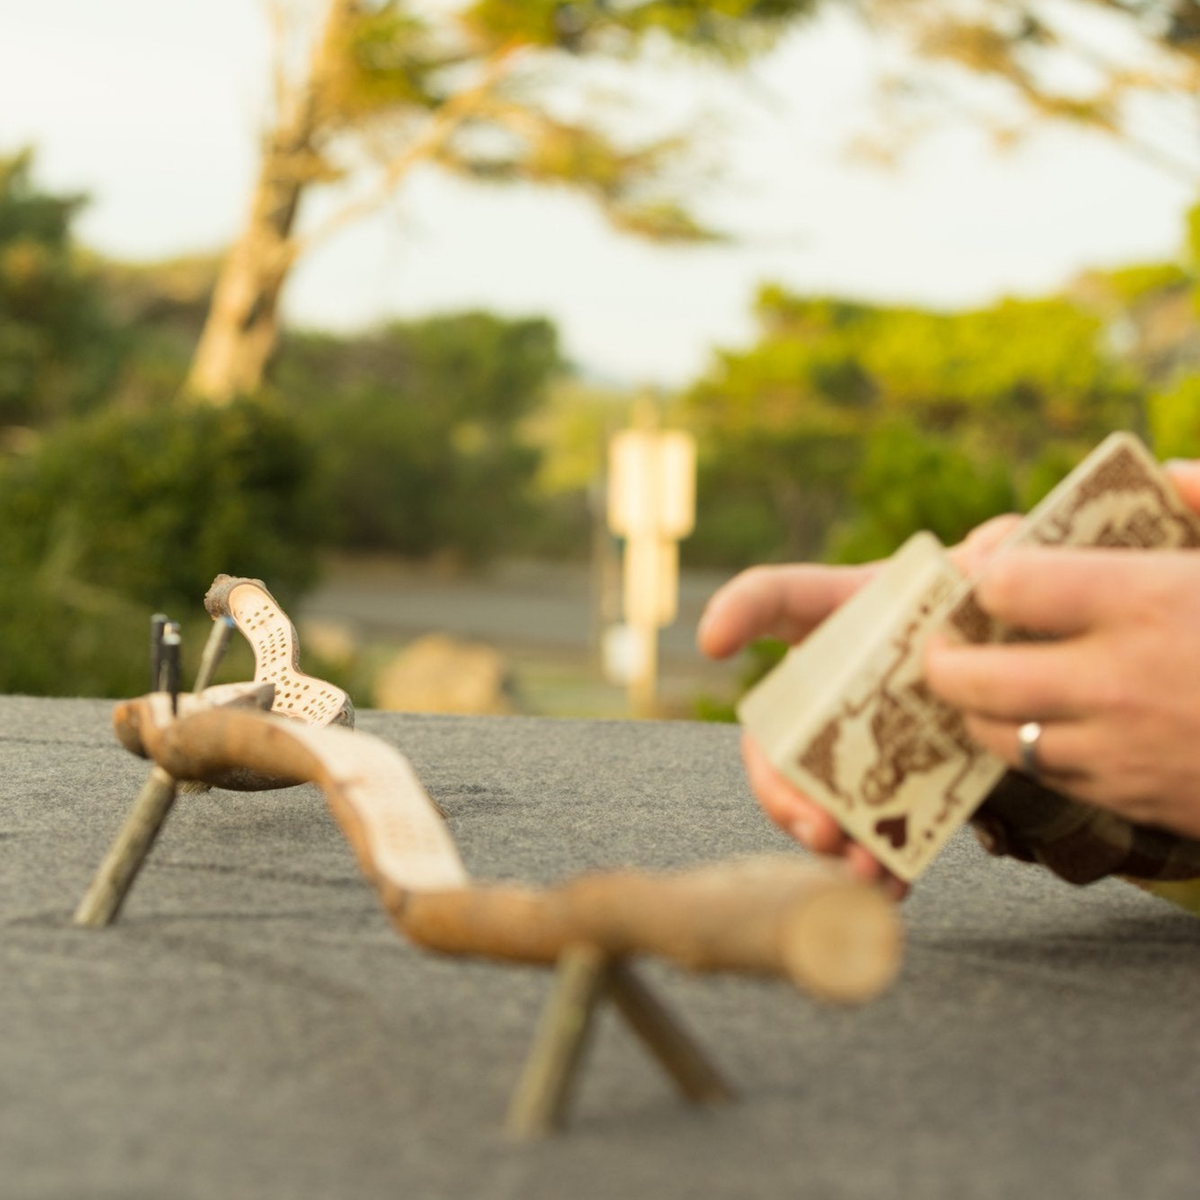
xmin=275 ymin=313 xmax=559 ymax=564
xmin=0 ymin=397 xmax=321 ymax=694
xmin=827 ymin=422 xmax=1018 ymax=563
xmin=1148 ymin=373 xmax=1200 ymax=461
xmin=0 ymin=150 xmax=128 ymax=427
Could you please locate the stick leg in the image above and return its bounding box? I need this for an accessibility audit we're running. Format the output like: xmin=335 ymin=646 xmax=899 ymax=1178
xmin=607 ymin=961 xmax=736 ymax=1104
xmin=177 ymin=618 xmax=235 ymax=796
xmin=73 ymin=767 xmax=178 ymax=927
xmin=76 ymin=616 xmax=238 ymax=923
xmin=505 ymin=943 xmax=609 ymax=1139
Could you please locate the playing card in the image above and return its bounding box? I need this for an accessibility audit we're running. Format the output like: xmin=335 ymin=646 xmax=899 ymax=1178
xmin=948 ymin=431 xmax=1200 ymax=642
xmin=738 ymin=533 xmax=1007 ymax=881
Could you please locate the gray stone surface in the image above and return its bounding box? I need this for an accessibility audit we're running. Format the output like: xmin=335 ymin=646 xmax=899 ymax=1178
xmin=1 ymin=696 xmax=1198 ymax=1200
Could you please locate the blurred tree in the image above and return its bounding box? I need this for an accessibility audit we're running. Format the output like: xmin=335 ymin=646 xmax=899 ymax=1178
xmin=827 ymin=420 xmax=1018 ymax=563
xmin=1072 ymin=200 xmax=1200 ymax=456
xmin=0 ymin=398 xmax=320 ymax=612
xmin=271 ymin=311 xmax=560 ymax=561
xmin=686 ymin=283 xmax=1146 ymax=565
xmin=853 ymin=0 xmax=1199 ymax=176
xmin=0 ymin=150 xmax=126 ymax=429
xmin=686 ymin=295 xmax=878 ymax=564
xmin=0 ymin=396 xmax=321 ymax=695
xmin=1149 ymin=372 xmax=1200 ymax=458
xmin=186 ymin=0 xmax=823 ymax=404
xmin=513 ymin=374 xmax=626 ymax=559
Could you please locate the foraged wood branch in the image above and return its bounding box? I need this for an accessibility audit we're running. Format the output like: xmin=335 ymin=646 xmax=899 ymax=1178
xmin=114 ymin=701 xmax=903 ymax=1004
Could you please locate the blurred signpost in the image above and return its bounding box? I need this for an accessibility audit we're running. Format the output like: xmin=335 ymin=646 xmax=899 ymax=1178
xmin=605 ymin=409 xmax=696 ymax=716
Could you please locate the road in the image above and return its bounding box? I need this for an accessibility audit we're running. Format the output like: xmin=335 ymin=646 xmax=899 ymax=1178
xmin=299 ymin=555 xmax=744 ymax=710
xmin=302 ymin=557 xmax=727 ymax=655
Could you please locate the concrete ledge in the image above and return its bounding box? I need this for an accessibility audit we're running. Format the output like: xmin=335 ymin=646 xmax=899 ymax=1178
xmin=1 ymin=697 xmax=1197 ymax=1199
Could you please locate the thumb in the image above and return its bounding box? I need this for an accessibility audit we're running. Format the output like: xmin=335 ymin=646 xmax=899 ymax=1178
xmin=1164 ymin=459 xmax=1200 ymax=515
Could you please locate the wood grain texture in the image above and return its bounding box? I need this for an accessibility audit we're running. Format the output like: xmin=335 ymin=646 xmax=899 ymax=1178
xmin=117 ymin=701 xmax=902 ymax=1003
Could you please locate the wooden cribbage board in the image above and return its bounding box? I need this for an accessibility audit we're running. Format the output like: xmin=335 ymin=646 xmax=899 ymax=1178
xmin=739 ymin=432 xmax=1200 ymax=882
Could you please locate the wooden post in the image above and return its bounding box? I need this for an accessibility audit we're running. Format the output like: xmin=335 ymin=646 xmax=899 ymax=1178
xmin=607 ymin=402 xmax=695 ymax=720
xmin=628 ymin=617 xmax=658 ymax=719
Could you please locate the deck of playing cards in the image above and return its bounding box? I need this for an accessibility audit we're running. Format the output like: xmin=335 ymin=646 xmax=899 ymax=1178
xmin=738 ymin=432 xmax=1200 ymax=882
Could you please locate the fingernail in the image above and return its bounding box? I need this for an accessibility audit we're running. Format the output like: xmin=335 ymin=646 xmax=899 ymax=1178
xmin=789 ymin=817 xmax=814 ymax=846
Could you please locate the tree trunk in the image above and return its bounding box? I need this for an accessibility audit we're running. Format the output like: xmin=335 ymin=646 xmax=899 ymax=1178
xmin=183 ymin=150 xmax=304 ymax=404
xmin=184 ymin=0 xmax=355 ymax=405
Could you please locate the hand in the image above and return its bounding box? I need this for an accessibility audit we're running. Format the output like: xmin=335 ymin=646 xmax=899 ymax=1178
xmin=697 ymin=515 xmax=1021 ymax=663
xmin=739 ymin=730 xmax=908 ymax=895
xmin=697 ymin=515 xmax=1020 ymax=897
xmin=923 ymin=458 xmax=1200 ymax=839
xmin=925 ymin=544 xmax=1200 ymax=839
xmin=698 ymin=561 xmax=900 ymax=893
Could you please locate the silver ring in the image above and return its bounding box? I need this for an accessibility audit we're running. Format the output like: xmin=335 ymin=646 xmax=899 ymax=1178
xmin=1017 ymin=721 xmax=1043 ymax=778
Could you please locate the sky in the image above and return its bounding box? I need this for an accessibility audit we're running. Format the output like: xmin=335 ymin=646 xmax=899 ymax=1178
xmin=1 ymin=0 xmax=1196 ymax=386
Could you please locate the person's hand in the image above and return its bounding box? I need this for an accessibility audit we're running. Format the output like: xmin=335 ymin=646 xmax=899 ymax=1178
xmin=697 ymin=515 xmax=1020 ymax=662
xmin=926 ymin=551 xmax=1200 ymax=839
xmin=698 ymin=560 xmax=900 ymax=893
xmin=738 ymin=729 xmax=909 ymax=895
xmin=924 ymin=458 xmax=1200 ymax=840
xmin=697 ymin=515 xmax=1020 ymax=896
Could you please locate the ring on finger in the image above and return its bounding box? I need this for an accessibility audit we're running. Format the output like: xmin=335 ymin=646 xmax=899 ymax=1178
xmin=1016 ymin=721 xmax=1043 ymax=778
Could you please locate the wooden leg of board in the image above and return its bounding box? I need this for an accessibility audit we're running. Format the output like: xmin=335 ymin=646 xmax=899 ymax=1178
xmin=506 ymin=947 xmax=738 ymax=1138
xmin=74 ymin=617 xmax=239 ymax=925
xmin=506 ymin=943 xmax=610 ymax=1139
xmin=607 ymin=960 xmax=736 ymax=1105
xmin=72 ymin=766 xmax=178 ymax=927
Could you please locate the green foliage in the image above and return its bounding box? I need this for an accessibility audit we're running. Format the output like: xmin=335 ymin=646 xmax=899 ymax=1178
xmin=856 ymin=298 xmax=1140 ymax=438
xmin=463 ymin=0 xmax=819 ymax=57
xmin=686 ymin=282 xmax=1149 ymax=567
xmin=686 ymin=476 xmax=792 ymax=568
xmin=685 ymin=299 xmax=881 ymax=564
xmin=1186 ymin=201 xmax=1200 ymax=320
xmin=844 ymin=0 xmax=1199 ymax=173
xmin=272 ymin=312 xmax=561 ymax=563
xmin=828 ymin=422 xmax=1017 ymax=564
xmin=332 ymin=4 xmax=440 ymax=115
xmin=0 ymin=150 xmax=127 ymax=427
xmin=0 ymin=398 xmax=321 ymax=695
xmin=1093 ymin=262 xmax=1191 ymax=306
xmin=1148 ymin=373 xmax=1200 ymax=461
xmin=0 ymin=581 xmax=149 ymax=698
